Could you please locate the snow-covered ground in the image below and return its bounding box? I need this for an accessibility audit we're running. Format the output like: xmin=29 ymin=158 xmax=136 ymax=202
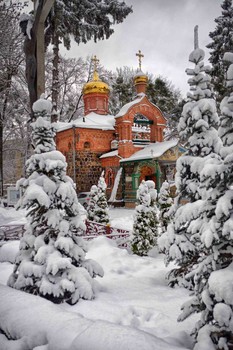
xmin=0 ymin=207 xmax=197 ymax=350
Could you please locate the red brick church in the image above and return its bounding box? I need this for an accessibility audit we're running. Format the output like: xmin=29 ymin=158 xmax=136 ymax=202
xmin=56 ymin=52 xmax=184 ymax=207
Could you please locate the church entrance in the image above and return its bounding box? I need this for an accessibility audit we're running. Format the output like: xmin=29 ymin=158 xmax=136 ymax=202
xmin=139 ymin=165 xmax=156 ymax=184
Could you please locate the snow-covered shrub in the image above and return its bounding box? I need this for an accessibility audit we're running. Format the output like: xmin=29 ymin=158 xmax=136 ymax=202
xmin=131 ymin=180 xmax=159 ymax=256
xmin=158 ymin=181 xmax=173 ymax=234
xmin=7 ymin=96 xmax=103 ymax=305
xmin=87 ymin=172 xmax=110 ymax=225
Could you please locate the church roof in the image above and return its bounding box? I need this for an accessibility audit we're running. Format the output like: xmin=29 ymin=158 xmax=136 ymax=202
xmin=120 ymin=139 xmax=179 ymax=163
xmin=115 ymin=93 xmax=145 ymax=118
xmin=99 ymin=150 xmax=119 ymax=159
xmin=56 ymin=112 xmax=115 ymax=132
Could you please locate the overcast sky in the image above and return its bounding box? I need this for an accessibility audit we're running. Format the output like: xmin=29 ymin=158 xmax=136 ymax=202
xmin=64 ymin=0 xmax=222 ymax=97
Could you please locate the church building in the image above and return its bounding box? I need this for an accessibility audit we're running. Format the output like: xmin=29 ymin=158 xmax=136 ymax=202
xmin=56 ymin=52 xmax=184 ymax=207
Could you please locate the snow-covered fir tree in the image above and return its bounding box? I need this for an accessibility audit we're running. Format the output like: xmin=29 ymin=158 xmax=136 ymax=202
xmin=158 ymin=181 xmax=173 ymax=234
xmin=87 ymin=185 xmax=98 ymax=222
xmin=158 ymin=26 xmax=221 ymax=289
xmin=87 ymin=171 xmax=110 ymax=225
xmin=131 ymin=180 xmax=159 ymax=256
xmin=207 ymin=0 xmax=233 ymax=103
xmin=179 ymin=52 xmax=233 ymax=350
xmin=8 ymin=96 xmax=103 ymax=305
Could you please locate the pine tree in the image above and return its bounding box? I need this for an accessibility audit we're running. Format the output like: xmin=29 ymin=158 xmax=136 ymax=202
xmin=7 ymin=96 xmax=103 ymax=305
xmin=158 ymin=181 xmax=173 ymax=234
xmin=131 ymin=180 xmax=159 ymax=256
xmin=158 ymin=26 xmax=221 ymax=289
xmin=87 ymin=172 xmax=110 ymax=225
xmin=146 ymin=76 xmax=183 ymax=141
xmin=179 ymin=52 xmax=233 ymax=350
xmin=109 ymin=67 xmax=136 ymax=115
xmin=207 ymin=0 xmax=233 ymax=103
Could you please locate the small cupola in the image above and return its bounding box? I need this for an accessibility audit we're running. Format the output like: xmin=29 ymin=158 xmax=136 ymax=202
xmin=83 ymin=55 xmax=110 ymax=115
xmin=134 ymin=50 xmax=148 ymax=95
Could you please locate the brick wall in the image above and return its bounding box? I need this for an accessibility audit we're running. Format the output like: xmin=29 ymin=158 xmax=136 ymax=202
xmin=66 ymin=149 xmax=103 ymax=193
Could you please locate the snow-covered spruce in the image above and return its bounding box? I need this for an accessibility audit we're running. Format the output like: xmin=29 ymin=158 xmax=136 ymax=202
xmin=131 ymin=180 xmax=159 ymax=256
xmin=207 ymin=0 xmax=233 ymax=103
xmin=87 ymin=185 xmax=99 ymax=222
xmin=181 ymin=52 xmax=233 ymax=350
xmin=7 ymin=96 xmax=103 ymax=305
xmin=158 ymin=181 xmax=173 ymax=235
xmin=158 ymin=26 xmax=221 ymax=289
xmin=87 ymin=171 xmax=110 ymax=225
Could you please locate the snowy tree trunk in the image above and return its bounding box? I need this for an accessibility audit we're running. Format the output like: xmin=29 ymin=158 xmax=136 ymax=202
xmin=51 ymin=5 xmax=60 ymax=121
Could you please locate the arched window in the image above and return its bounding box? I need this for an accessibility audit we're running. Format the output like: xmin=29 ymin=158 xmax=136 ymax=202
xmin=132 ymin=113 xmax=152 ymax=144
xmin=84 ymin=141 xmax=91 ymax=149
xmin=105 ymin=168 xmax=114 ymax=189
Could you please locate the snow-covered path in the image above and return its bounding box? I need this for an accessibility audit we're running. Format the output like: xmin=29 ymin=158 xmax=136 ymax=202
xmin=64 ymin=236 xmax=196 ymax=347
xmin=0 ymin=207 xmax=197 ymax=349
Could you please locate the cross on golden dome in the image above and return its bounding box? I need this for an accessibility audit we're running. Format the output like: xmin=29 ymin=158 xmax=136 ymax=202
xmin=83 ymin=55 xmax=110 ymax=95
xmin=136 ymin=50 xmax=144 ymax=70
xmin=92 ymin=55 xmax=100 ymax=72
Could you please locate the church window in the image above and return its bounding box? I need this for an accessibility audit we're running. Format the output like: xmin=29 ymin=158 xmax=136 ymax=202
xmin=132 ymin=114 xmax=152 ymax=144
xmin=84 ymin=141 xmax=90 ymax=149
xmin=106 ymin=168 xmax=114 ymax=188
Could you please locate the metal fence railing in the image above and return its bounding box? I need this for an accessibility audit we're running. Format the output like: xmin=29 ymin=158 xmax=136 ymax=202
xmin=0 ymin=221 xmax=131 ymax=249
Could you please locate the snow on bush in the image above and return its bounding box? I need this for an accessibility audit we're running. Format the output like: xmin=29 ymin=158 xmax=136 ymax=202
xmin=131 ymin=180 xmax=159 ymax=256
xmin=87 ymin=171 xmax=110 ymax=225
xmin=158 ymin=181 xmax=173 ymax=234
xmin=0 ymin=240 xmax=19 ymax=263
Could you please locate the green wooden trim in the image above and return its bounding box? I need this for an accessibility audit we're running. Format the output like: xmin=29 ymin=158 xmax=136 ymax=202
xmin=155 ymin=160 xmax=161 ymax=192
xmin=132 ymin=173 xmax=140 ymax=190
xmin=121 ymin=158 xmax=155 ymax=165
xmin=134 ymin=120 xmax=153 ymax=125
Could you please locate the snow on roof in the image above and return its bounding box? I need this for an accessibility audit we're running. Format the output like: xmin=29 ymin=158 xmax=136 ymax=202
xmin=100 ymin=150 xmax=119 ymax=159
xmin=120 ymin=139 xmax=178 ymax=163
xmin=115 ymin=93 xmax=145 ymax=118
xmin=134 ymin=70 xmax=146 ymax=77
xmin=56 ymin=112 xmax=115 ymax=132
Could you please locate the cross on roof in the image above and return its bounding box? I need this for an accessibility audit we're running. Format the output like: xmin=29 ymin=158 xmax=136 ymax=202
xmin=92 ymin=55 xmax=100 ymax=72
xmin=136 ymin=50 xmax=144 ymax=70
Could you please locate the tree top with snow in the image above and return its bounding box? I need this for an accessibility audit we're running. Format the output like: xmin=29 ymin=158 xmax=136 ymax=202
xmin=32 ymin=94 xmax=52 ymax=114
xmin=189 ymin=25 xmax=205 ymax=64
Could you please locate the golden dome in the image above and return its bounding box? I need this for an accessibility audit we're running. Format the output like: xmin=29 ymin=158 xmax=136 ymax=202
xmin=83 ymin=70 xmax=110 ymax=95
xmin=134 ymin=70 xmax=148 ymax=85
xmin=134 ymin=50 xmax=148 ymax=85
